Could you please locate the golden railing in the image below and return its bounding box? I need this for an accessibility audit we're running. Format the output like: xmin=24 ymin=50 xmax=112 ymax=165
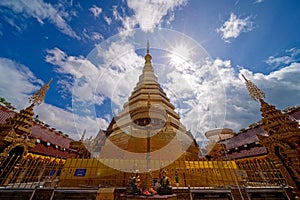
xmin=0 ymin=154 xmax=286 ymax=189
xmin=58 ymin=157 xmax=285 ymax=188
xmin=0 ymin=153 xmax=65 ymax=188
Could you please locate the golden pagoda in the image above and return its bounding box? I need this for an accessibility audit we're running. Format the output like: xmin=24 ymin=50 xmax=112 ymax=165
xmin=99 ymin=41 xmax=200 ymax=166
xmin=58 ymin=44 xmax=243 ymax=193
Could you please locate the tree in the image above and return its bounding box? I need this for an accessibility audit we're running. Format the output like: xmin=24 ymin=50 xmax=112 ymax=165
xmin=0 ymin=97 xmax=15 ymax=109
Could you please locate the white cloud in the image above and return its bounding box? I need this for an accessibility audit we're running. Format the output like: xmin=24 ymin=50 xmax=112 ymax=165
xmin=35 ymin=103 xmax=108 ymax=140
xmin=46 ymin=48 xmax=98 ymax=79
xmin=112 ymin=5 xmax=124 ymax=21
xmin=111 ymin=0 xmax=187 ymax=33
xmin=44 ymin=43 xmax=146 ymax=137
xmin=89 ymin=5 xmax=102 ymax=18
xmin=0 ymin=0 xmax=80 ymax=39
xmin=45 ymin=42 xmax=144 ymax=113
xmin=1 ymin=13 xmax=28 ymax=33
xmin=254 ymin=0 xmax=264 ymax=4
xmin=266 ymin=56 xmax=293 ymax=67
xmin=127 ymin=0 xmax=187 ymax=32
xmin=104 ymin=15 xmax=112 ymax=25
xmin=0 ymin=58 xmax=42 ymax=109
xmin=90 ymin=32 xmax=103 ymax=41
xmin=260 ymin=62 xmax=300 ymax=107
xmin=160 ymin=58 xmax=230 ymax=137
xmin=156 ymin=54 xmax=300 ymax=140
xmin=45 ymin=48 xmax=101 ymax=105
xmin=217 ymin=13 xmax=253 ymax=43
xmin=266 ymin=48 xmax=300 ymax=68
xmin=82 ymin=28 xmax=103 ymax=41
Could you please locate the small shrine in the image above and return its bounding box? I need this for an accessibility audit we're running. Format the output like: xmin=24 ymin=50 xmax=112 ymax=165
xmin=122 ymin=169 xmax=176 ymax=199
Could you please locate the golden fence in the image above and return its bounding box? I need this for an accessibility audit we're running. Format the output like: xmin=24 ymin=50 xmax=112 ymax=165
xmin=0 ymin=153 xmax=65 ymax=188
xmin=235 ymin=156 xmax=286 ymax=187
xmin=59 ymin=158 xmax=246 ymax=188
xmin=0 ymin=154 xmax=286 ymax=189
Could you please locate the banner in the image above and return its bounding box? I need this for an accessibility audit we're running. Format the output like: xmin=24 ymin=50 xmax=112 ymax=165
xmin=74 ymin=168 xmax=86 ymax=177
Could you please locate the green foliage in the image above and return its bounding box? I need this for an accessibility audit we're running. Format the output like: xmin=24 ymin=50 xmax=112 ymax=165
xmin=0 ymin=97 xmax=12 ymax=107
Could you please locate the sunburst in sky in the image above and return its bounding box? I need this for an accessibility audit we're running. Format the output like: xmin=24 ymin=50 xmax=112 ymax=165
xmin=168 ymin=44 xmax=193 ymax=67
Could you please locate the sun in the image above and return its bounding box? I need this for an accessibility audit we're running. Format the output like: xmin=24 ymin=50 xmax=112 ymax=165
xmin=168 ymin=43 xmax=193 ymax=67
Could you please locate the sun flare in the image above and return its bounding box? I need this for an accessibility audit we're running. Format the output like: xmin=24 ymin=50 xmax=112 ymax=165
xmin=168 ymin=44 xmax=193 ymax=67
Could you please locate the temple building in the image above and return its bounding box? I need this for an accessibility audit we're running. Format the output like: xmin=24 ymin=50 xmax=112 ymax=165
xmin=0 ymin=80 xmax=82 ymax=189
xmin=0 ymin=43 xmax=299 ymax=199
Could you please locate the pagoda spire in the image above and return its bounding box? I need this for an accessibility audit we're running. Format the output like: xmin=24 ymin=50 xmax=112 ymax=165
xmin=241 ymin=73 xmax=299 ymax=136
xmin=0 ymin=78 xmax=54 ymax=154
xmin=80 ymin=129 xmax=86 ymax=141
xmin=144 ymin=40 xmax=152 ymax=64
xmin=2 ymin=78 xmax=53 ymax=137
xmin=241 ymin=76 xmax=300 ymax=193
xmin=242 ymin=74 xmax=265 ymax=101
xmin=29 ymin=78 xmax=52 ymax=105
xmin=137 ymin=41 xmax=156 ymax=85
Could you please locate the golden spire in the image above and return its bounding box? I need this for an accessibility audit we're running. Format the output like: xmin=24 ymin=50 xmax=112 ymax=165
xmin=144 ymin=40 xmax=152 ymax=64
xmin=242 ymin=74 xmax=265 ymax=101
xmin=29 ymin=78 xmax=52 ymax=105
xmin=80 ymin=129 xmax=86 ymax=141
xmin=147 ymin=40 xmax=150 ymax=54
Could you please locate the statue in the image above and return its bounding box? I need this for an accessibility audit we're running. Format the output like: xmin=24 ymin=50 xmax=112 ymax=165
xmin=175 ymin=171 xmax=179 ymax=187
xmin=157 ymin=169 xmax=173 ymax=195
xmin=126 ymin=171 xmax=141 ymax=195
xmin=125 ymin=170 xmax=157 ymax=196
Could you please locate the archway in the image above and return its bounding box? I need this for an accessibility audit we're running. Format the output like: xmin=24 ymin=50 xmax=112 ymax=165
xmin=0 ymin=146 xmax=24 ymax=185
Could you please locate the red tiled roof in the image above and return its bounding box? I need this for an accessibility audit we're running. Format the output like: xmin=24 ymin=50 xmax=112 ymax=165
xmin=222 ymin=126 xmax=268 ymax=149
xmin=225 ymin=146 xmax=267 ymax=160
xmin=0 ymin=105 xmax=15 ymax=124
xmin=0 ymin=104 xmax=77 ymax=158
xmin=31 ymin=143 xmax=77 ymax=158
xmin=288 ymin=106 xmax=300 ymax=120
xmin=30 ymin=123 xmax=73 ymax=149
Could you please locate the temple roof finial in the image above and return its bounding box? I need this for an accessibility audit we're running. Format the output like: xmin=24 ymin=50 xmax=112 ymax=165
xmin=145 ymin=40 xmax=152 ymax=64
xmin=29 ymin=78 xmax=53 ymax=105
xmin=80 ymin=129 xmax=86 ymax=141
xmin=242 ymin=74 xmax=265 ymax=101
xmin=147 ymin=40 xmax=150 ymax=54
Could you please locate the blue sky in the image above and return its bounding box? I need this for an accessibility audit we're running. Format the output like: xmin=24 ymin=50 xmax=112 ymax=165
xmin=0 ymin=0 xmax=300 ymax=144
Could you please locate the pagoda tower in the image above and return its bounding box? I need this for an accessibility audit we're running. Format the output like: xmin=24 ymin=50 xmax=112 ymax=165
xmin=242 ymin=74 xmax=300 ymax=195
xmin=99 ymin=42 xmax=200 ymax=169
